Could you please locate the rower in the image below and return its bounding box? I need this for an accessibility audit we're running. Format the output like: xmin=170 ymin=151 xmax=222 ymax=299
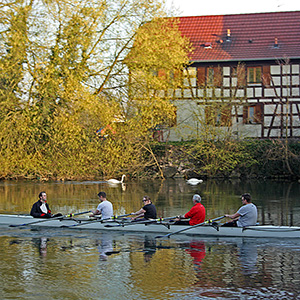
xmin=223 ymin=193 xmax=257 ymax=227
xmin=131 ymin=196 xmax=157 ymax=222
xmin=174 ymin=194 xmax=206 ymax=225
xmin=90 ymin=191 xmax=114 ymax=220
xmin=30 ymin=191 xmax=62 ymax=218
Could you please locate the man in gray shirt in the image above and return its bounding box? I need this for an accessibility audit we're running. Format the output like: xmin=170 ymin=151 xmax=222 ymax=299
xmin=90 ymin=191 xmax=113 ymax=220
xmin=223 ymin=193 xmax=257 ymax=227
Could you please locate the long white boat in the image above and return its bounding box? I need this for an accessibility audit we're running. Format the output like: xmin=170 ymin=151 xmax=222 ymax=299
xmin=1 ymin=214 xmax=300 ymax=238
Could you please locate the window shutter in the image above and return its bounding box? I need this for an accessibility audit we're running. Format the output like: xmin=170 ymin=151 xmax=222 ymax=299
xmin=197 ymin=67 xmax=206 ymax=86
xmin=255 ymin=103 xmax=263 ymax=123
xmin=158 ymin=69 xmax=166 ymax=79
xmin=243 ymin=106 xmax=248 ymax=124
xmin=220 ymin=105 xmax=232 ymax=126
xmin=213 ymin=67 xmax=223 ymax=87
xmin=262 ymin=65 xmax=271 ymax=86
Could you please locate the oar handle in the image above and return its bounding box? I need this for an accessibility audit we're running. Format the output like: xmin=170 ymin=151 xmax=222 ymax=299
xmin=104 ymin=216 xmax=178 ymax=228
xmin=61 ymin=213 xmax=134 ymax=228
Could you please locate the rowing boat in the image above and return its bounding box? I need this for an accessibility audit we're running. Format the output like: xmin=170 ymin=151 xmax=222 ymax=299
xmin=0 ymin=214 xmax=300 ymax=238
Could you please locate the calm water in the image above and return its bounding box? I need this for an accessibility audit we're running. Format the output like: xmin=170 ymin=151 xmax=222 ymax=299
xmin=1 ymin=178 xmax=300 ymax=299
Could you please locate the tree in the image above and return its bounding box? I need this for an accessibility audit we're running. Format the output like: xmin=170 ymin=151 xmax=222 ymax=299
xmin=0 ymin=0 xmax=192 ymax=179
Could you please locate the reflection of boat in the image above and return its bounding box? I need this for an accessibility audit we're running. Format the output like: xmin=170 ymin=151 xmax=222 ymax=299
xmin=1 ymin=214 xmax=300 ymax=238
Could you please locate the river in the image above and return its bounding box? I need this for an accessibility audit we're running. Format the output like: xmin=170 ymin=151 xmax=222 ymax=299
xmin=0 ymin=178 xmax=300 ymax=299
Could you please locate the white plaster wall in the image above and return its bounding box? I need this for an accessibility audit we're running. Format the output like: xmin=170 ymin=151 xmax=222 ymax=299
xmin=271 ymin=65 xmax=281 ymax=75
xmin=223 ymin=67 xmax=230 ymax=76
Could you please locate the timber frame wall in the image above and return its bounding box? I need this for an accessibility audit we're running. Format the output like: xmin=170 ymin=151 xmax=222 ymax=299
xmin=165 ymin=59 xmax=300 ymax=141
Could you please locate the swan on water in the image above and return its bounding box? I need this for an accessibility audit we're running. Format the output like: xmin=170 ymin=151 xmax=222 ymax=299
xmin=107 ymin=174 xmax=126 ymax=184
xmin=186 ymin=178 xmax=203 ymax=185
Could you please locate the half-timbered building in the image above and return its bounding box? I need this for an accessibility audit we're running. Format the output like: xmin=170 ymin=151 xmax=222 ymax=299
xmin=162 ymin=11 xmax=300 ymax=141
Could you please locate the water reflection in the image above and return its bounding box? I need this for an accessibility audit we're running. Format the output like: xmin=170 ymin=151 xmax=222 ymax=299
xmin=1 ymin=227 xmax=300 ymax=299
xmin=185 ymin=240 xmax=206 ymax=268
xmin=143 ymin=235 xmax=157 ymax=262
xmin=97 ymin=233 xmax=114 ymax=261
xmin=32 ymin=237 xmax=49 ymax=257
xmin=237 ymin=240 xmax=258 ymax=275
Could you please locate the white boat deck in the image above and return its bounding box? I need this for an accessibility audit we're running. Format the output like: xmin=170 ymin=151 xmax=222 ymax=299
xmin=1 ymin=214 xmax=300 ymax=238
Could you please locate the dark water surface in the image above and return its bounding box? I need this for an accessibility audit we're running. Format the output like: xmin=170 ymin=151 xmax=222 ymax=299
xmin=1 ymin=178 xmax=300 ymax=299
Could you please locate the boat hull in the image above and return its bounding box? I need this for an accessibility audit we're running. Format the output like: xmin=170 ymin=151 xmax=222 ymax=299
xmin=1 ymin=214 xmax=300 ymax=238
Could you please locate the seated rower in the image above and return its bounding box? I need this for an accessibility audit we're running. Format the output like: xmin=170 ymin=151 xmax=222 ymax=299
xmin=90 ymin=191 xmax=113 ymax=220
xmin=30 ymin=191 xmax=62 ymax=218
xmin=131 ymin=196 xmax=157 ymax=222
xmin=223 ymin=193 xmax=257 ymax=227
xmin=174 ymin=194 xmax=206 ymax=225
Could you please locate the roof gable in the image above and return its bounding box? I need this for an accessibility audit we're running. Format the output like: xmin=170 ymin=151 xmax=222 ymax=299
xmin=178 ymin=11 xmax=300 ymax=62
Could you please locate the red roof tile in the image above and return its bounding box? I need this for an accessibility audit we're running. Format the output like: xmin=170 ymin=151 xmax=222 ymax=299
xmin=177 ymin=11 xmax=300 ymax=62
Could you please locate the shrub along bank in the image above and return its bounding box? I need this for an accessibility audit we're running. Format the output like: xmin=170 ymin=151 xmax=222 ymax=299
xmin=150 ymin=139 xmax=300 ymax=181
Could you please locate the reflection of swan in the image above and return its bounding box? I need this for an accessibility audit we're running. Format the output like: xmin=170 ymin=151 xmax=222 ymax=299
xmin=107 ymin=174 xmax=126 ymax=184
xmin=186 ymin=178 xmax=203 ymax=185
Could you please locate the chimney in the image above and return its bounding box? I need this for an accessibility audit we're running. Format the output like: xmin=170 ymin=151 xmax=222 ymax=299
xmin=226 ymin=29 xmax=231 ymax=41
xmin=274 ymin=37 xmax=279 ymax=48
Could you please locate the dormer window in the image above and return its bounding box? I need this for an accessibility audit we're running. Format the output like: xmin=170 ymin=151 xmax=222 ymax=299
xmin=204 ymin=42 xmax=212 ymax=49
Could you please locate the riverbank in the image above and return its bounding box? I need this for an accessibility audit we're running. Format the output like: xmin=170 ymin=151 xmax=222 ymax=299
xmin=1 ymin=139 xmax=300 ymax=182
xmin=149 ymin=139 xmax=300 ymax=181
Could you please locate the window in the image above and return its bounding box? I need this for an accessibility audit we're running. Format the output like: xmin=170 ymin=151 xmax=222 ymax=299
xmin=206 ymin=67 xmax=223 ymax=87
xmin=205 ymin=104 xmax=232 ymax=126
xmin=207 ymin=68 xmax=214 ymax=86
xmin=196 ymin=66 xmax=223 ymax=87
xmin=243 ymin=104 xmax=263 ymax=124
xmin=232 ymin=64 xmax=246 ymax=86
xmin=247 ymin=67 xmax=262 ymax=84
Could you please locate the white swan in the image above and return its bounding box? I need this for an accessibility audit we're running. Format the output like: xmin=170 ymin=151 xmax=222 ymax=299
xmin=186 ymin=178 xmax=203 ymax=185
xmin=107 ymin=174 xmax=126 ymax=184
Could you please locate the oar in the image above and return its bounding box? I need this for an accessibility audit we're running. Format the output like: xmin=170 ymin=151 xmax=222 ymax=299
xmin=104 ymin=216 xmax=178 ymax=228
xmin=155 ymin=215 xmax=226 ymax=239
xmin=61 ymin=213 xmax=133 ymax=228
xmin=9 ymin=210 xmax=92 ymax=228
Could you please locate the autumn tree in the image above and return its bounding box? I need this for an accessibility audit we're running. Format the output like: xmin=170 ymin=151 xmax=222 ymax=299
xmin=0 ymin=0 xmax=191 ymax=179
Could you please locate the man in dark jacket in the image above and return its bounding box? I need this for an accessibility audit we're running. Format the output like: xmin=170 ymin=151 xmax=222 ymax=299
xmin=30 ymin=191 xmax=61 ymax=218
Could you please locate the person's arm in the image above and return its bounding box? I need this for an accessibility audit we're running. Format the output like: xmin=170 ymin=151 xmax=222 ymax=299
xmin=225 ymin=212 xmax=240 ymax=220
xmin=30 ymin=203 xmax=40 ymax=218
xmin=131 ymin=208 xmax=145 ymax=220
xmin=90 ymin=209 xmax=101 ymax=217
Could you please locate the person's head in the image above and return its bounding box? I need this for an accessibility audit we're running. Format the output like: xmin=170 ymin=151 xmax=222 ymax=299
xmin=142 ymin=196 xmax=151 ymax=205
xmin=98 ymin=191 xmax=107 ymax=201
xmin=38 ymin=191 xmax=47 ymax=202
xmin=241 ymin=193 xmax=251 ymax=203
xmin=192 ymin=194 xmax=201 ymax=203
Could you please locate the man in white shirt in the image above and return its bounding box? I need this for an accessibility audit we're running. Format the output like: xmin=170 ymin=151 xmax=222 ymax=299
xmin=223 ymin=193 xmax=257 ymax=227
xmin=90 ymin=191 xmax=113 ymax=220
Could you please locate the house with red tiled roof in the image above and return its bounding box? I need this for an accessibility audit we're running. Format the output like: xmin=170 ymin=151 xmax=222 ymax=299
xmin=162 ymin=11 xmax=300 ymax=141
